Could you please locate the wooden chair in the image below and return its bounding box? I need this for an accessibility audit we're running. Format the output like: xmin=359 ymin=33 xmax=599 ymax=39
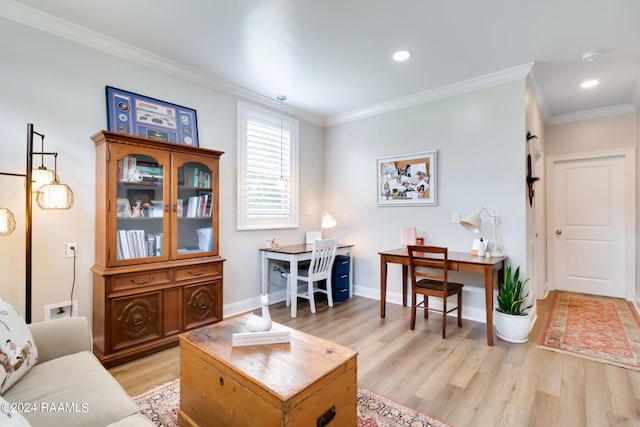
xmin=407 ymin=245 xmax=464 ymax=338
xmin=287 ymin=238 xmax=338 ymax=314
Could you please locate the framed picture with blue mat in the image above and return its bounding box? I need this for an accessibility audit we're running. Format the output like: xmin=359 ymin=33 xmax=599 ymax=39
xmin=106 ymin=86 xmax=199 ymax=147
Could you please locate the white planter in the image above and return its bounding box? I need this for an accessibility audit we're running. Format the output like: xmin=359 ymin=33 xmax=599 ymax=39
xmin=494 ymin=310 xmax=532 ymax=343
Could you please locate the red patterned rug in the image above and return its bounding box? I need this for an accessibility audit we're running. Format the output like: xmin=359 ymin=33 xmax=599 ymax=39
xmin=539 ymin=292 xmax=640 ymax=370
xmin=133 ymin=379 xmax=450 ymax=427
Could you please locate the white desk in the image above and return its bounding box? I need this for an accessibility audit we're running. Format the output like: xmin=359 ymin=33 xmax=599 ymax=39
xmin=260 ymin=243 xmax=354 ymax=317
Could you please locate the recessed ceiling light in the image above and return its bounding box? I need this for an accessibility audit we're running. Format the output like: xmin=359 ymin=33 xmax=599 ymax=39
xmin=392 ymin=50 xmax=411 ymax=62
xmin=581 ymin=79 xmax=599 ymax=89
xmin=581 ymin=49 xmax=600 ymax=62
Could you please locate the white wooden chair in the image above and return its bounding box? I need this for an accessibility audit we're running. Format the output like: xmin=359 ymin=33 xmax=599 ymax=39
xmin=287 ymin=238 xmax=338 ymax=314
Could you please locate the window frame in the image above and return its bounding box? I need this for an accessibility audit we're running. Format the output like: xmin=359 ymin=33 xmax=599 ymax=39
xmin=237 ymin=101 xmax=299 ymax=230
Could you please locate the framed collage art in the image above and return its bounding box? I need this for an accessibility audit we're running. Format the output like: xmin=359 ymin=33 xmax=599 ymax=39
xmin=377 ymin=150 xmax=438 ymax=206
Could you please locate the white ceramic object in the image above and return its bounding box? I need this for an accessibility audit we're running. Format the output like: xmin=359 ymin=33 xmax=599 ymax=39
xmin=494 ymin=309 xmax=532 ymax=343
xmin=246 ymin=294 xmax=273 ymax=332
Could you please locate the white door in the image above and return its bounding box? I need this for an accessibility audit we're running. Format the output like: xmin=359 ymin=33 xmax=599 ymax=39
xmin=551 ymin=154 xmax=627 ymax=297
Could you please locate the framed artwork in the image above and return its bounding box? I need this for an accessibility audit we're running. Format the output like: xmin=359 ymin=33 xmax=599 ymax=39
xmin=377 ymin=151 xmax=438 ymax=206
xmin=126 ymin=189 xmax=156 ymax=208
xmin=116 ymin=198 xmax=132 ymax=217
xmin=106 ymin=86 xmax=199 ymax=146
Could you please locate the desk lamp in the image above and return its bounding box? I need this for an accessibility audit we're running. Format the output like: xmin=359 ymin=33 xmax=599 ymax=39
xmin=460 ymin=208 xmax=503 ymax=257
xmin=321 ymin=212 xmax=337 ymax=239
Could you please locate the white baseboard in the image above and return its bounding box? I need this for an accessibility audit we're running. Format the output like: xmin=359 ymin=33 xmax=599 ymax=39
xmin=353 ymin=283 xmax=490 ymax=324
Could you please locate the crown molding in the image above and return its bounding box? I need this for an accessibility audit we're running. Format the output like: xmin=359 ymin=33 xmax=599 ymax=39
xmin=548 ymin=104 xmax=637 ymax=125
xmin=0 ymin=0 xmax=325 ymax=127
xmin=326 ymin=63 xmax=534 ymax=126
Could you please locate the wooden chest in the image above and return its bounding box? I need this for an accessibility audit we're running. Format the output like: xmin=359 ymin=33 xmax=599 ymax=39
xmin=178 ymin=316 xmax=357 ymax=427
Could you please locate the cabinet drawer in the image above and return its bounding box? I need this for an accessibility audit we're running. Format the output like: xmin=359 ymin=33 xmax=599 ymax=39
xmin=110 ymin=292 xmax=161 ymax=351
xmin=184 ymin=281 xmax=221 ymax=329
xmin=175 ymin=262 xmax=221 ymax=282
xmin=334 ymin=256 xmax=350 ymax=274
xmin=111 ymin=269 xmax=171 ymax=291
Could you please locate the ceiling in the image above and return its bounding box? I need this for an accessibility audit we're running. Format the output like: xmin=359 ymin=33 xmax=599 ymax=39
xmin=3 ymin=0 xmax=640 ymax=126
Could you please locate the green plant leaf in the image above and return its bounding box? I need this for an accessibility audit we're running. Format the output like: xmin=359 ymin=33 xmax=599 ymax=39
xmin=497 ymin=265 xmax=531 ymax=315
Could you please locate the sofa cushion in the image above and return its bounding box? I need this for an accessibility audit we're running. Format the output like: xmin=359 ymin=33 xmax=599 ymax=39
xmin=107 ymin=413 xmax=156 ymax=427
xmin=0 ymin=396 xmax=31 ymax=426
xmin=0 ymin=299 xmax=38 ymax=394
xmin=3 ymin=351 xmax=140 ymax=427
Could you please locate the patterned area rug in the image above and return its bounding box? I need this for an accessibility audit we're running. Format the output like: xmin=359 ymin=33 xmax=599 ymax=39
xmin=539 ymin=292 xmax=640 ymax=370
xmin=133 ymin=379 xmax=450 ymax=427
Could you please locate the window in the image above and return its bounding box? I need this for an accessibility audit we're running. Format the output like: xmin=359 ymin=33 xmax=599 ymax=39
xmin=237 ymin=101 xmax=298 ymax=230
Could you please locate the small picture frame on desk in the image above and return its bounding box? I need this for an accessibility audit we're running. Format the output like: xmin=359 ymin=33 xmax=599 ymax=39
xmin=377 ymin=150 xmax=437 ymax=206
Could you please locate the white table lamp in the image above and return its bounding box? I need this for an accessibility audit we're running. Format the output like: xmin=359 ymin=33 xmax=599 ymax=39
xmin=460 ymin=208 xmax=503 ymax=257
xmin=321 ymin=212 xmax=337 ymax=238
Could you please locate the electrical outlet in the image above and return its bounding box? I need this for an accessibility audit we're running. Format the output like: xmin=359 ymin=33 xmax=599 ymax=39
xmin=451 ymin=211 xmax=460 ymax=223
xmin=66 ymin=242 xmax=78 ymax=258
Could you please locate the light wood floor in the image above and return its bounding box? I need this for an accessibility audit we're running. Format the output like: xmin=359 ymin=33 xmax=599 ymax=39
xmin=110 ymin=292 xmax=640 ymax=426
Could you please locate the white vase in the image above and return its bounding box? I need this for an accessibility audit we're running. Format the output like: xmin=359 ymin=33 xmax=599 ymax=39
xmin=494 ymin=310 xmax=532 ymax=343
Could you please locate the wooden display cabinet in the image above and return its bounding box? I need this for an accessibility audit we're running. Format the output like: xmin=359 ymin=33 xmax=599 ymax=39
xmin=91 ymin=130 xmax=225 ymax=367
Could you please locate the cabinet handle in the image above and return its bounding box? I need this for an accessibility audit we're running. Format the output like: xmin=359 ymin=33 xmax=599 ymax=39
xmin=164 ymin=204 xmax=170 ymax=213
xmin=198 ymin=299 xmax=208 ymax=310
xmin=188 ymin=268 xmax=207 ymax=276
xmin=132 ymin=314 xmax=144 ymax=326
xmin=130 ymin=275 xmax=155 ymax=285
xmin=172 ymin=203 xmax=177 ymax=213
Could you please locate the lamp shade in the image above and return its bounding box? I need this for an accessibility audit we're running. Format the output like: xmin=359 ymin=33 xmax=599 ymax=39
xmin=321 ymin=213 xmax=337 ymax=229
xmin=0 ymin=208 xmax=16 ymax=235
xmin=36 ymin=182 xmax=74 ymax=209
xmin=31 ymin=167 xmax=55 ymax=192
xmin=460 ymin=214 xmax=481 ymax=233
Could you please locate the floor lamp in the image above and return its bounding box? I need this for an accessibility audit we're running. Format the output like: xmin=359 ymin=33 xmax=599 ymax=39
xmin=0 ymin=123 xmax=74 ymax=323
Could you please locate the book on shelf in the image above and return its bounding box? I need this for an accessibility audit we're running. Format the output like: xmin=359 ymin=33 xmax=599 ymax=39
xmin=119 ymin=157 xmax=163 ymax=184
xmin=120 ymin=156 xmax=137 ymax=182
xmin=116 ymin=230 xmax=163 ymax=260
xmin=182 ymin=165 xmax=211 ymax=188
xmin=177 ymin=199 xmax=184 ymax=217
xmin=185 ymin=194 xmax=213 ymax=218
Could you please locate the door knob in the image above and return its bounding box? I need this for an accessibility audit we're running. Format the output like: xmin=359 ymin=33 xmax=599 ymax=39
xmin=556 ymin=229 xmax=562 ymax=235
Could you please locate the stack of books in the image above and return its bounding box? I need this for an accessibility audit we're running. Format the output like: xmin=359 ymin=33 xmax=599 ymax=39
xmin=116 ymin=230 xmax=163 ymax=260
xmin=184 ymin=193 xmax=212 ymax=218
xmin=119 ymin=156 xmax=163 ymax=184
xmin=182 ymin=165 xmax=211 ymax=188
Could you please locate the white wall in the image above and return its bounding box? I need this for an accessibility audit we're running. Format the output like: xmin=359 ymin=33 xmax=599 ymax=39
xmin=525 ymin=83 xmax=547 ymax=302
xmin=545 ymin=112 xmax=638 ymax=301
xmin=0 ymin=18 xmax=325 ymax=321
xmin=324 ymin=80 xmax=528 ymax=322
xmin=546 ymin=113 xmax=637 ymax=155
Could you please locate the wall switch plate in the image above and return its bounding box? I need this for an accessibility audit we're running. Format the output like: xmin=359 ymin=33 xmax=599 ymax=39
xmin=451 ymin=212 xmax=460 ymax=223
xmin=66 ymin=242 xmax=78 ymax=258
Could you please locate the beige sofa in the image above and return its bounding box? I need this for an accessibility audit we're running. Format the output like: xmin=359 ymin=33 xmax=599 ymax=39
xmin=3 ymin=316 xmax=153 ymax=427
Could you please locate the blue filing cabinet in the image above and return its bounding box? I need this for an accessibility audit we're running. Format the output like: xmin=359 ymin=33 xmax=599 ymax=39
xmin=332 ymin=255 xmax=351 ymax=302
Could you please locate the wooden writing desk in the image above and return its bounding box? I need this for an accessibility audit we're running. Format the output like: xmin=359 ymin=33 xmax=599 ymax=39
xmin=378 ymin=248 xmax=506 ymax=346
xmin=260 ymin=243 xmax=354 ymax=318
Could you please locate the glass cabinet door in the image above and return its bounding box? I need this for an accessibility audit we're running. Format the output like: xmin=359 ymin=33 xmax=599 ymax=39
xmin=110 ymin=146 xmax=170 ymax=265
xmin=173 ymin=153 xmax=218 ymax=258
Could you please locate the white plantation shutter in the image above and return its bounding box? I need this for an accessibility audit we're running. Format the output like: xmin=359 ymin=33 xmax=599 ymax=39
xmin=238 ymin=102 xmax=298 ymax=230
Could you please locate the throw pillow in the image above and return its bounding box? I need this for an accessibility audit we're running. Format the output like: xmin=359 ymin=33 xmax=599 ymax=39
xmin=0 ymin=299 xmax=38 ymax=394
xmin=0 ymin=396 xmax=31 ymax=427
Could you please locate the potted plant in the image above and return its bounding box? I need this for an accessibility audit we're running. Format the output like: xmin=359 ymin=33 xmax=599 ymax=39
xmin=494 ymin=265 xmax=533 ymax=343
